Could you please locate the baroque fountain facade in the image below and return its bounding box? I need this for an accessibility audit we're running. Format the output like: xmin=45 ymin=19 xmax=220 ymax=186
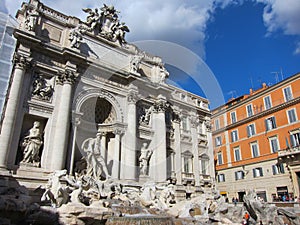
xmin=0 ymin=0 xmax=216 ymax=224
xmin=1 ymin=1 xmax=299 ymax=224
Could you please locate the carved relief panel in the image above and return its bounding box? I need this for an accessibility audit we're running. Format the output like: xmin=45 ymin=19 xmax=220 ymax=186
xmin=30 ymin=73 xmax=55 ymax=102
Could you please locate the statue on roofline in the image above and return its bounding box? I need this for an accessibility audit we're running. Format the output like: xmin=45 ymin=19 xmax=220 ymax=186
xmin=82 ymin=4 xmax=129 ymax=45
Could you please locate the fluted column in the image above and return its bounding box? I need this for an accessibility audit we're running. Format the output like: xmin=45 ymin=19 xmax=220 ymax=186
xmin=112 ymin=128 xmax=123 ymax=179
xmin=0 ymin=53 xmax=31 ymax=168
xmin=51 ymin=65 xmax=78 ymax=170
xmin=172 ymin=111 xmax=182 ymax=185
xmin=121 ymin=89 xmax=138 ymax=180
xmin=151 ymin=96 xmax=167 ymax=182
xmin=191 ymin=115 xmax=200 ymax=186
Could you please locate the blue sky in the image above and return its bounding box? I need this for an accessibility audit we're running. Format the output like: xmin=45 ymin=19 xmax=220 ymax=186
xmin=3 ymin=0 xmax=300 ymax=108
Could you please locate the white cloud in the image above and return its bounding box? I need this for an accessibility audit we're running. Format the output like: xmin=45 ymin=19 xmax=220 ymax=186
xmin=5 ymin=0 xmax=221 ymax=59
xmin=258 ymin=0 xmax=300 ymax=54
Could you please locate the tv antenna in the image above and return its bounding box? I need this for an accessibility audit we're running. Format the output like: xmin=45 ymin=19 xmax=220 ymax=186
xmin=271 ymin=71 xmax=279 ymax=83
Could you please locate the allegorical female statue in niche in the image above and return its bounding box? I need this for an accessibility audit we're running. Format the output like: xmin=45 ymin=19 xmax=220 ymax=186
xmin=21 ymin=121 xmax=43 ymax=165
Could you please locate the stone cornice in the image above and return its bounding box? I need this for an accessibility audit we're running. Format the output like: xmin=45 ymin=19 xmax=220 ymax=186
xmin=213 ymin=73 xmax=300 ymax=116
xmin=213 ymin=96 xmax=300 ymax=134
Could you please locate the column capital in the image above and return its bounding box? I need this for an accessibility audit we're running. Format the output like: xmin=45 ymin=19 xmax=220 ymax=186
xmin=56 ymin=69 xmax=79 ymax=85
xmin=13 ymin=53 xmax=31 ymax=70
xmin=113 ymin=128 xmax=125 ymax=136
xmin=127 ymin=91 xmax=139 ymax=104
xmin=153 ymin=99 xmax=169 ymax=113
xmin=190 ymin=115 xmax=200 ymax=128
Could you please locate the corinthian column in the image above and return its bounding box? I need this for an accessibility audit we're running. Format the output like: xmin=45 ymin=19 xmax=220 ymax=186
xmin=0 ymin=53 xmax=31 ymax=168
xmin=150 ymin=96 xmax=167 ymax=182
xmin=121 ymin=89 xmax=138 ymax=180
xmin=191 ymin=115 xmax=200 ymax=186
xmin=172 ymin=109 xmax=182 ymax=184
xmin=51 ymin=65 xmax=78 ymax=170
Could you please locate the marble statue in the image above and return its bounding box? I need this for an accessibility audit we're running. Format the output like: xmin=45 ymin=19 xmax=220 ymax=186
xmin=69 ymin=25 xmax=85 ymax=48
xmin=41 ymin=169 xmax=69 ymax=208
xmin=139 ymin=143 xmax=153 ymax=175
xmin=82 ymin=8 xmax=101 ymax=31
xmin=82 ymin=4 xmax=129 ymax=45
xmin=24 ymin=8 xmax=39 ymax=31
xmin=21 ymin=121 xmax=43 ymax=165
xmin=130 ymin=53 xmax=144 ymax=74
xmin=112 ymin=21 xmax=130 ymax=45
xmin=81 ymin=132 xmax=110 ymax=180
xmin=159 ymin=65 xmax=169 ymax=84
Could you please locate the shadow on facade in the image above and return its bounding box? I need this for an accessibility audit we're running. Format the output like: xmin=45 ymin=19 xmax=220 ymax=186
xmin=0 ymin=174 xmax=62 ymax=225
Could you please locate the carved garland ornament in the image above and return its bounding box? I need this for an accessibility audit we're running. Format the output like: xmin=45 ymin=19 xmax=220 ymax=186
xmin=56 ymin=69 xmax=78 ymax=85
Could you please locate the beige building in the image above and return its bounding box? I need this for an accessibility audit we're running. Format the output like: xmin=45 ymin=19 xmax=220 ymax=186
xmin=0 ymin=0 xmax=214 ymax=199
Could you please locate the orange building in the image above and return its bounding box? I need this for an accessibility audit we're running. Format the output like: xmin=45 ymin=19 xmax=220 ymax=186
xmin=212 ymin=72 xmax=300 ymax=202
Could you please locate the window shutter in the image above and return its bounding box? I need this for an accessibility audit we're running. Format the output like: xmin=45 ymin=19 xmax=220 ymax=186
xmin=272 ymin=165 xmax=276 ymax=175
xmin=231 ymin=132 xmax=234 ymax=142
xmin=253 ymin=168 xmax=256 ymax=178
xmin=247 ymin=126 xmax=250 ymax=137
xmin=290 ymin=134 xmax=296 ymax=147
xmin=285 ymin=137 xmax=290 ymax=148
xmin=265 ymin=119 xmax=269 ymax=131
xmin=280 ymin=164 xmax=285 ymax=173
xmin=272 ymin=117 xmax=277 ymax=128
xmin=260 ymin=168 xmax=263 ymax=176
xmin=235 ymin=171 xmax=238 ymax=180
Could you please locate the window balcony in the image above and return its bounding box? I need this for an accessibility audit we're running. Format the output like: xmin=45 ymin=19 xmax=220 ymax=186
xmin=182 ymin=172 xmax=195 ymax=185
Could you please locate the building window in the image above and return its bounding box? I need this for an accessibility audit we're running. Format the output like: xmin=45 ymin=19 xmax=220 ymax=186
xmin=253 ymin=167 xmax=263 ymax=178
xmin=246 ymin=104 xmax=253 ymax=117
xmin=235 ymin=170 xmax=245 ymax=180
xmin=183 ymin=156 xmax=193 ymax=173
xmin=247 ymin=124 xmax=256 ymax=137
xmin=283 ymin=86 xmax=293 ymax=102
xmin=217 ymin=174 xmax=225 ymax=182
xmin=272 ymin=164 xmax=285 ymax=175
xmin=234 ymin=147 xmax=241 ymax=161
xmin=269 ymin=136 xmax=280 ymax=153
xmin=265 ymin=116 xmax=276 ymax=131
xmin=264 ymin=96 xmax=272 ymax=110
xmin=290 ymin=132 xmax=300 ymax=147
xmin=215 ymin=136 xmax=222 ymax=147
xmin=182 ymin=116 xmax=188 ymax=131
xmin=231 ymin=111 xmax=237 ymax=123
xmin=231 ymin=130 xmax=238 ymax=142
xmin=250 ymin=142 xmax=260 ymax=158
xmin=200 ymin=155 xmax=209 ymax=175
xmin=217 ymin=152 xmax=223 ymax=165
xmin=287 ymin=109 xmax=297 ymax=124
xmin=215 ymin=118 xmax=220 ymax=130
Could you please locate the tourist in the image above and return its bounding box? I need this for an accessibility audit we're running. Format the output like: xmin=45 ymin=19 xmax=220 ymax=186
xmin=244 ymin=211 xmax=250 ymax=225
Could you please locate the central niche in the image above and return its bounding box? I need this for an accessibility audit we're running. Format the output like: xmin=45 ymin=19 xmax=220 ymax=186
xmin=81 ymin=97 xmax=116 ymax=124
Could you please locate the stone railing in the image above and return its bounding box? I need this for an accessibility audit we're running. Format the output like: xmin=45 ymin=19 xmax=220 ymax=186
xmin=182 ymin=172 xmax=195 ymax=185
xmin=278 ymin=146 xmax=300 ymax=157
